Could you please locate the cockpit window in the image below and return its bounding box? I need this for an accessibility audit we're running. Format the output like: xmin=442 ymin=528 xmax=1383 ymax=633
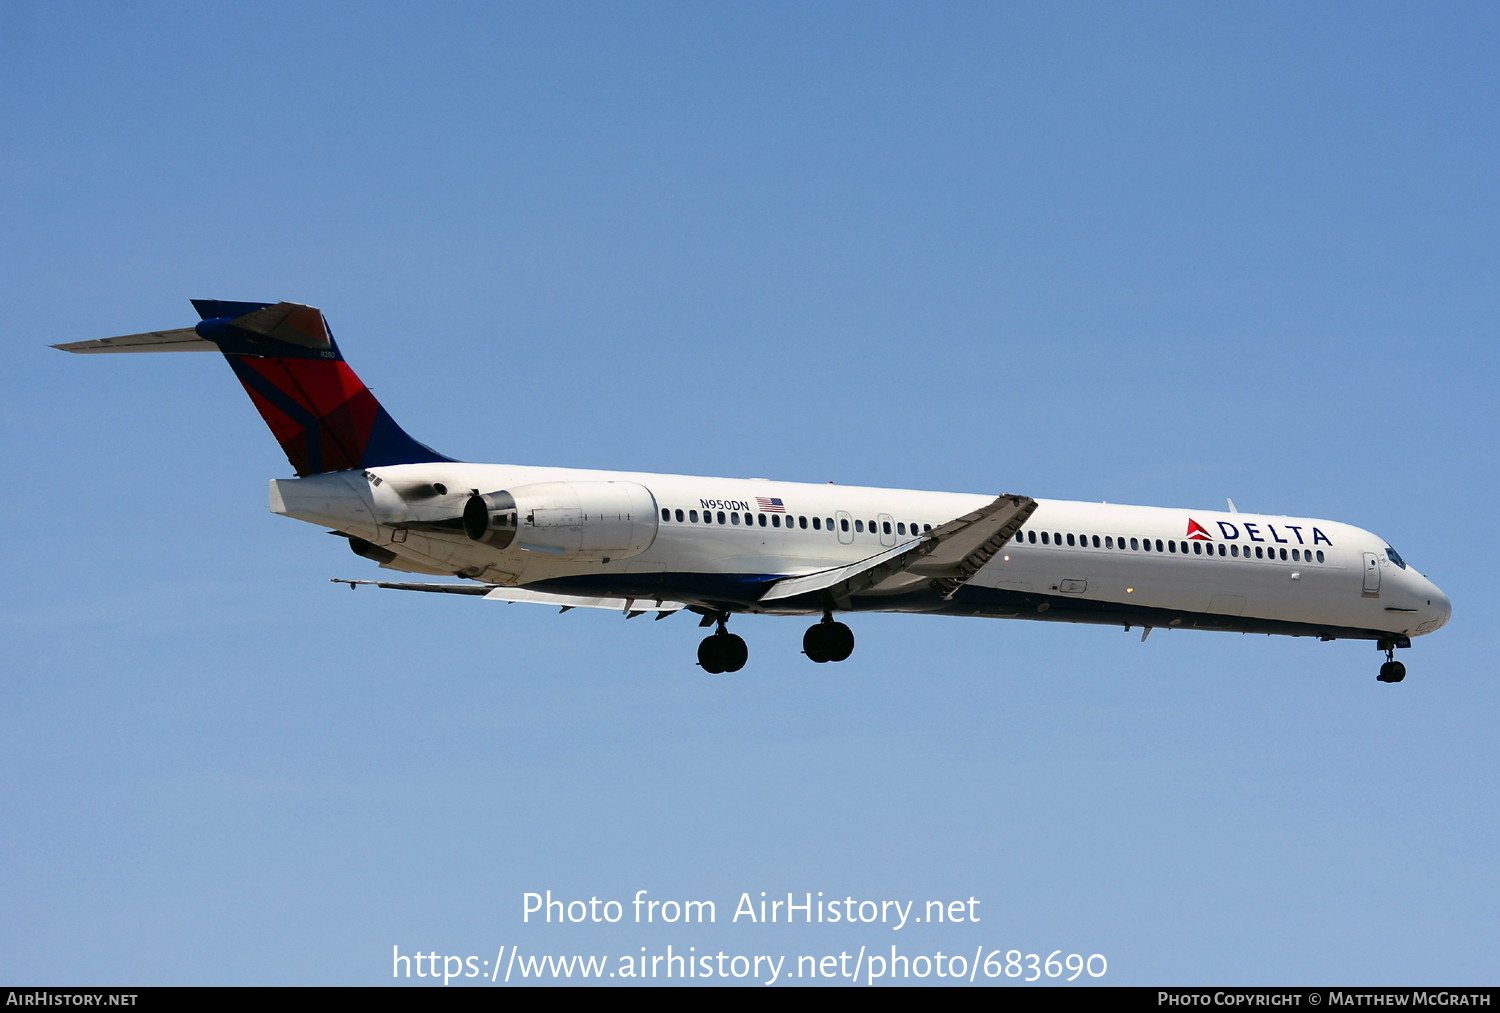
xmin=1386 ymin=546 xmax=1407 ymax=569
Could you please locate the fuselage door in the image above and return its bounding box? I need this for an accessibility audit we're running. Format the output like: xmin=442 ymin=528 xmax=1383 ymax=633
xmin=877 ymin=512 xmax=896 ymax=547
xmin=1362 ymin=551 xmax=1381 ymax=597
xmin=835 ymin=510 xmax=854 ymax=545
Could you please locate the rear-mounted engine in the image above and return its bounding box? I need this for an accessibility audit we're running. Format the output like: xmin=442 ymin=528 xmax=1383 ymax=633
xmin=462 ymin=480 xmax=659 ymax=563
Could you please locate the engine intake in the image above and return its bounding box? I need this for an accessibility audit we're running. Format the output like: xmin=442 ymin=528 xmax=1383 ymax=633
xmin=463 ymin=481 xmax=659 ymax=562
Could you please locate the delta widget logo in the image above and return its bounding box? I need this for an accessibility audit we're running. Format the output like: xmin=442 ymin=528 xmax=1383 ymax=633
xmin=1185 ymin=516 xmax=1332 ymax=547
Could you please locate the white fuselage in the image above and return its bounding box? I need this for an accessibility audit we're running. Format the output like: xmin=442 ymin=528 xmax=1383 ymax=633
xmin=270 ymin=462 xmax=1451 ymax=643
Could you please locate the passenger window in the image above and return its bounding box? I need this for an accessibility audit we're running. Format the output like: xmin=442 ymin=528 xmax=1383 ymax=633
xmin=1105 ymin=536 xmax=1114 ymax=549
xmin=717 ymin=512 xmax=726 ymax=524
xmin=840 ymin=519 xmax=850 ymax=532
xmin=855 ymin=520 xmax=864 ymax=533
xmin=1130 ymin=537 xmax=1139 ymax=550
xmin=758 ymin=514 xmax=768 ymax=527
xmin=1066 ymin=533 xmax=1075 ymax=546
xmin=1316 ymin=550 xmax=1325 ymax=563
xmin=883 ymin=521 xmax=892 ymax=535
xmin=661 ymin=508 xmax=670 ymax=521
xmin=689 ymin=509 xmax=699 ymax=523
xmin=731 ymin=513 xmax=740 ymax=525
xmin=812 ymin=517 xmax=821 ymax=530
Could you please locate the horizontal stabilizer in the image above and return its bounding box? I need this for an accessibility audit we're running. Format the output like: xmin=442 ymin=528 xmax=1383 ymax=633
xmin=200 ymin=301 xmax=332 ymax=351
xmin=53 ymin=328 xmax=218 ymax=354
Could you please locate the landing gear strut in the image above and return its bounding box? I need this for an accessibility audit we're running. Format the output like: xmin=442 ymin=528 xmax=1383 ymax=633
xmin=698 ymin=614 xmax=747 ymax=674
xmin=803 ymin=609 xmax=855 ymax=664
xmin=1376 ymin=637 xmax=1407 ymax=683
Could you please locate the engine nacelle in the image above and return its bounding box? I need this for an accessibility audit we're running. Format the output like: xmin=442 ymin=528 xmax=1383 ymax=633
xmin=463 ymin=480 xmax=659 ymax=563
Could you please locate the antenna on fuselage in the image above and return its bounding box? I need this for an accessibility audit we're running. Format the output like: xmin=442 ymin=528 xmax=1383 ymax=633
xmin=1226 ymin=498 xmax=1239 ymax=513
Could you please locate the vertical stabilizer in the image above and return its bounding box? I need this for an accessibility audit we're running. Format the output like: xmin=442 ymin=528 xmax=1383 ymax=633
xmin=56 ymin=300 xmax=455 ymax=476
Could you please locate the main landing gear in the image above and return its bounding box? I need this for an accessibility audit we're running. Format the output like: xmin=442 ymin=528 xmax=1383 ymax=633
xmin=1376 ymin=637 xmax=1409 ymax=683
xmin=803 ymin=612 xmax=855 ymax=664
xmin=694 ymin=609 xmax=857 ymax=673
xmin=698 ymin=614 xmax=748 ymax=674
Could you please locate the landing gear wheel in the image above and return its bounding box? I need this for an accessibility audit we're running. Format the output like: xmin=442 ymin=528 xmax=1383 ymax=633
xmin=698 ymin=635 xmax=726 ymax=674
xmin=803 ymin=620 xmax=855 ymax=663
xmin=1376 ymin=639 xmax=1408 ymax=683
xmin=698 ymin=631 xmax=748 ymax=674
xmin=719 ymin=633 xmax=748 ymax=673
xmin=803 ymin=624 xmax=831 ymax=664
xmin=824 ymin=621 xmax=854 ymax=662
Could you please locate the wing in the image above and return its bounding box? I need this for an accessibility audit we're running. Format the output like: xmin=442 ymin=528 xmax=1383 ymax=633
xmin=758 ymin=493 xmax=1036 ymax=604
xmin=331 ymin=579 xmax=688 ymax=617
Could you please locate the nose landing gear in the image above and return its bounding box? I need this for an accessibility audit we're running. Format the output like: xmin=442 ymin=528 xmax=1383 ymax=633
xmin=1376 ymin=637 xmax=1409 ymax=683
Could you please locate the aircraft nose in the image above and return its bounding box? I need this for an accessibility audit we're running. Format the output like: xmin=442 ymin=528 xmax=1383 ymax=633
xmin=1423 ymin=580 xmax=1452 ymax=631
xmin=1428 ymin=585 xmax=1452 ymax=627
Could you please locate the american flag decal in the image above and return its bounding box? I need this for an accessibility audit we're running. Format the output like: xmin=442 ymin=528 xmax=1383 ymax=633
xmin=756 ymin=497 xmax=786 ymax=513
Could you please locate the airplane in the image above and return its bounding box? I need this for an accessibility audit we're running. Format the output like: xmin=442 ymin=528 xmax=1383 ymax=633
xmin=55 ymin=299 xmax=1451 ymax=682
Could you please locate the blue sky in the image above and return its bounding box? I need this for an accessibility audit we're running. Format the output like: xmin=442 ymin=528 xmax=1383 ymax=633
xmin=3 ymin=1 xmax=1496 ymax=986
